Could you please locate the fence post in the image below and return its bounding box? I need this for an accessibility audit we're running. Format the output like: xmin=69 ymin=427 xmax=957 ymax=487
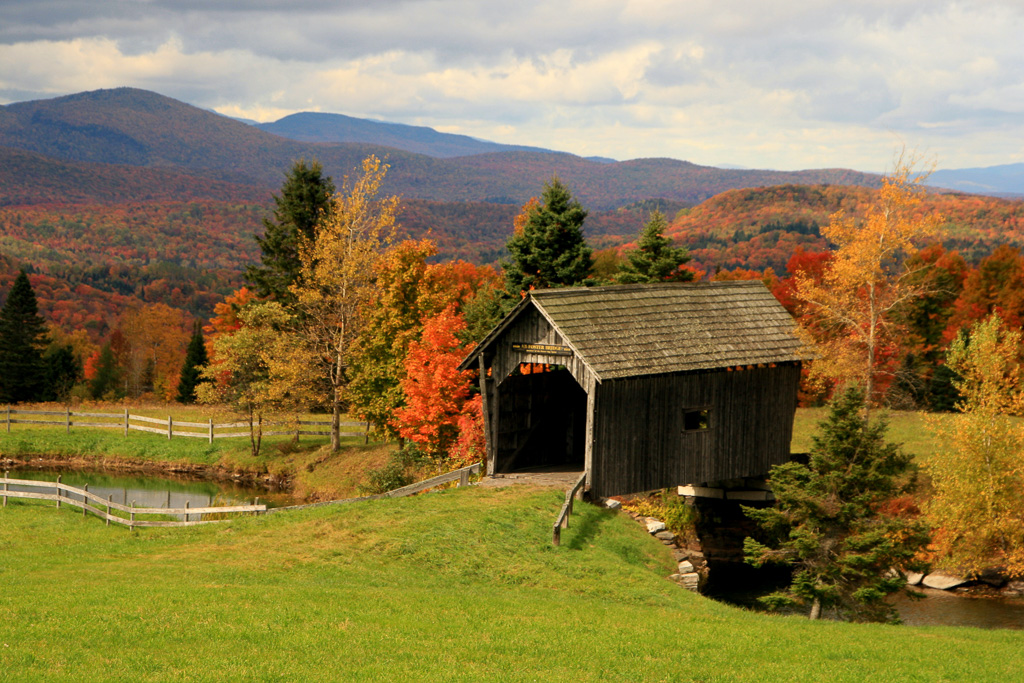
xmin=130 ymin=500 xmax=135 ymax=531
xmin=65 ymin=407 xmax=70 ymax=434
xmin=167 ymin=415 xmax=173 ymax=440
xmin=107 ymin=494 xmax=112 ymax=526
xmin=124 ymin=409 xmax=129 ymax=437
xmin=254 ymin=497 xmax=260 ymax=517
xmin=56 ymin=474 xmax=62 ymax=508
xmin=459 ymin=468 xmax=469 ymax=488
xmin=184 ymin=500 xmax=189 ymax=524
xmin=364 ymin=421 xmax=369 ymax=445
xmin=82 ymin=483 xmax=88 ymax=518
xmin=5 ymin=405 xmax=9 ymax=433
xmin=208 ymin=418 xmax=213 ymax=444
xmin=3 ymin=470 xmax=7 ymax=507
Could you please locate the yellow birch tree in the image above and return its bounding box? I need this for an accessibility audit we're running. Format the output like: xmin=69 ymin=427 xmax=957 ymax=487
xmin=927 ymin=314 xmax=1024 ymax=577
xmin=795 ymin=153 xmax=941 ymax=404
xmin=290 ymin=155 xmax=396 ymax=451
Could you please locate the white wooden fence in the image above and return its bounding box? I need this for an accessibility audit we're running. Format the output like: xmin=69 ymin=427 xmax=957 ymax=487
xmin=0 ymin=473 xmax=266 ymax=529
xmin=1 ymin=407 xmax=368 ymax=443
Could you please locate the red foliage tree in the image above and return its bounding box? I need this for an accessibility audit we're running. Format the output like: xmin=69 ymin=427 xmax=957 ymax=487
xmin=392 ymin=307 xmax=480 ymax=461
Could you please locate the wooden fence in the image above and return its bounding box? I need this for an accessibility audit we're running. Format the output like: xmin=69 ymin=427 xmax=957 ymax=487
xmin=1 ymin=407 xmax=368 ymax=443
xmin=0 ymin=472 xmax=266 ymax=529
xmin=268 ymin=463 xmax=483 ymax=513
xmin=552 ymin=471 xmax=588 ymax=546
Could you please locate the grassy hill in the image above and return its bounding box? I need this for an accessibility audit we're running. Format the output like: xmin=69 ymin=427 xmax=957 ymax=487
xmin=1 ymin=485 xmax=1021 ymax=681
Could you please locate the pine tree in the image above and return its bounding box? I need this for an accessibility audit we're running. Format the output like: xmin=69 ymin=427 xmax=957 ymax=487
xmin=503 ymin=178 xmax=592 ymax=296
xmin=41 ymin=344 xmax=82 ymax=403
xmin=89 ymin=343 xmax=121 ymax=400
xmin=0 ymin=270 xmax=48 ymax=403
xmin=246 ymin=159 xmax=336 ymax=304
xmin=614 ymin=211 xmax=693 ymax=284
xmin=744 ymin=387 xmax=930 ymax=623
xmin=176 ymin=322 xmax=209 ymax=404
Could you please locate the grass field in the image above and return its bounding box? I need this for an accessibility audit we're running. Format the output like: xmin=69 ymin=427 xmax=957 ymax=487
xmin=791 ymin=408 xmax=944 ymax=460
xmin=1 ymin=486 xmax=1022 ymax=682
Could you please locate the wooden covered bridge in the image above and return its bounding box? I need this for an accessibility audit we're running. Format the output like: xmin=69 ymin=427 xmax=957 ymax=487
xmin=459 ymin=281 xmax=804 ymax=499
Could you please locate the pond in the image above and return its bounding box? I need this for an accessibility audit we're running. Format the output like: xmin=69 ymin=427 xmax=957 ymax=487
xmin=708 ymin=569 xmax=1024 ymax=630
xmin=3 ymin=468 xmax=298 ymax=512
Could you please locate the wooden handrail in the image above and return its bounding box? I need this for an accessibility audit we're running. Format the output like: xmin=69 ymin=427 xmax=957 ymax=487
xmin=269 ymin=463 xmax=482 ymax=514
xmin=552 ymin=471 xmax=588 ymax=546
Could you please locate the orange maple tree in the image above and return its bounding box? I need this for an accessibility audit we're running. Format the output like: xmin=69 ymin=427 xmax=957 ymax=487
xmin=392 ymin=307 xmax=481 ymax=461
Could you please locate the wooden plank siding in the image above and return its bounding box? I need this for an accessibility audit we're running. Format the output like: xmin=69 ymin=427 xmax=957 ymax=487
xmin=589 ymin=364 xmax=800 ymax=498
xmin=490 ymin=306 xmax=594 ymax=390
xmin=461 ymin=282 xmax=804 ymax=499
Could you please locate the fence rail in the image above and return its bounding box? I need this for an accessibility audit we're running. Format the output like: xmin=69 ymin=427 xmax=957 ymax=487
xmin=2 ymin=407 xmax=369 ymax=443
xmin=268 ymin=463 xmax=483 ymax=513
xmin=0 ymin=473 xmax=265 ymax=529
xmin=552 ymin=471 xmax=588 ymax=546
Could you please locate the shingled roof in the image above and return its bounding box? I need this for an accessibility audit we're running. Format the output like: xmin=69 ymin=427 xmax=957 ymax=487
xmin=464 ymin=281 xmax=803 ymax=380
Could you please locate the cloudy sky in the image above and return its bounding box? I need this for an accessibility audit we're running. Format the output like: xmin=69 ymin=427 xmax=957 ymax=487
xmin=1 ymin=0 xmax=1021 ymax=171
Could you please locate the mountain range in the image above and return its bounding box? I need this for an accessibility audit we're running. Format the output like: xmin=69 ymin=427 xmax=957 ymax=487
xmin=0 ymin=87 xmax=885 ymax=210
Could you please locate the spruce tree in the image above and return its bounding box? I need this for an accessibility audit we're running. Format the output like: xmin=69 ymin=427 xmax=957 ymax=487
xmin=614 ymin=210 xmax=693 ymax=284
xmin=42 ymin=343 xmax=82 ymax=403
xmin=744 ymin=387 xmax=930 ymax=623
xmin=246 ymin=159 xmax=336 ymax=304
xmin=176 ymin=323 xmax=209 ymax=404
xmin=503 ymin=177 xmax=592 ymax=296
xmin=0 ymin=270 xmax=48 ymax=403
xmin=89 ymin=343 xmax=121 ymax=400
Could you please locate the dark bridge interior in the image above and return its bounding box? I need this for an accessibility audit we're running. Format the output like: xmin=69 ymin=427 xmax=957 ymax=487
xmin=495 ymin=366 xmax=586 ymax=473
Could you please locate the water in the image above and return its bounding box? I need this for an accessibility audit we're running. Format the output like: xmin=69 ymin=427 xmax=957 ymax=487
xmin=892 ymin=588 xmax=1024 ymax=630
xmin=3 ymin=468 xmax=296 ymax=512
xmin=707 ymin=566 xmax=1024 ymax=630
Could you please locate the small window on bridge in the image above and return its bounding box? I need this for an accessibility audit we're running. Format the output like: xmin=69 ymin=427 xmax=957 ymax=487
xmin=683 ymin=408 xmax=711 ymax=432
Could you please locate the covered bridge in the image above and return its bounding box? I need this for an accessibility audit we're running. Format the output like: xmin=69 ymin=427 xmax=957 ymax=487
xmin=459 ymin=281 xmax=804 ymax=499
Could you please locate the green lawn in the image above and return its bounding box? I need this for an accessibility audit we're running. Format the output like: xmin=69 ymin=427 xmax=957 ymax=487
xmin=1 ymin=486 xmax=1021 ymax=681
xmin=792 ymin=408 xmax=946 ymax=461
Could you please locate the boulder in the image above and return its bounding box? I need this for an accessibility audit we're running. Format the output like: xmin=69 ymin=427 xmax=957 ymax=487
xmin=679 ymin=572 xmax=700 ymax=590
xmin=922 ymin=572 xmax=969 ymax=590
xmin=678 ymin=561 xmax=695 ymax=574
xmin=905 ymin=572 xmax=924 ymax=586
xmin=1004 ymin=581 xmax=1024 ymax=596
xmin=604 ymin=499 xmax=622 ymax=510
xmin=654 ymin=530 xmax=677 ymax=542
xmin=646 ymin=519 xmax=666 ymax=534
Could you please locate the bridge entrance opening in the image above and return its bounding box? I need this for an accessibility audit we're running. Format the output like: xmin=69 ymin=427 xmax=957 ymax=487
xmin=495 ymin=365 xmax=586 ymax=473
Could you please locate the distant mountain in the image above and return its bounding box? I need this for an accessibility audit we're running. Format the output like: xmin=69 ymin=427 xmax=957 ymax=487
xmin=0 ymin=88 xmax=884 ymax=210
xmin=256 ymin=112 xmax=554 ymax=158
xmin=929 ymin=163 xmax=1024 ymax=197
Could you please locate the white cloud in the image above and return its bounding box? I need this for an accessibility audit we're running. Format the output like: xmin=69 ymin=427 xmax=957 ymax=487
xmin=1 ymin=0 xmax=1023 ymax=169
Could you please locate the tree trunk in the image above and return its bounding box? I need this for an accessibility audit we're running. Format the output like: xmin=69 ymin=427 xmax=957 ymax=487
xmin=331 ymin=400 xmax=340 ymax=452
xmin=809 ymin=598 xmax=822 ymax=620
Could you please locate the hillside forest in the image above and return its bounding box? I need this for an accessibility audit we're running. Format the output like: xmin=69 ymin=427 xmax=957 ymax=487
xmin=4 ymin=151 xmax=1024 ymax=590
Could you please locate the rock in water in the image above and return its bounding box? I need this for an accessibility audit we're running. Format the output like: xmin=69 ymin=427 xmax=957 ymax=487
xmin=921 ymin=572 xmax=968 ymax=590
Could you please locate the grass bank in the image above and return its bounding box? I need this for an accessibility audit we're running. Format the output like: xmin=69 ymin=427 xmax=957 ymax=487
xmin=792 ymin=408 xmax=946 ymax=461
xmin=1 ymin=486 xmax=1021 ymax=681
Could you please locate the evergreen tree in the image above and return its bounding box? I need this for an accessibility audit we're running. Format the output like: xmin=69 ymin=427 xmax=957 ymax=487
xmin=246 ymin=159 xmax=336 ymax=304
xmin=0 ymin=270 xmax=48 ymax=403
xmin=614 ymin=211 xmax=693 ymax=284
xmin=503 ymin=178 xmax=592 ymax=297
xmin=175 ymin=322 xmax=209 ymax=404
xmin=41 ymin=343 xmax=82 ymax=403
xmin=89 ymin=342 xmax=121 ymax=400
xmin=744 ymin=388 xmax=930 ymax=623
